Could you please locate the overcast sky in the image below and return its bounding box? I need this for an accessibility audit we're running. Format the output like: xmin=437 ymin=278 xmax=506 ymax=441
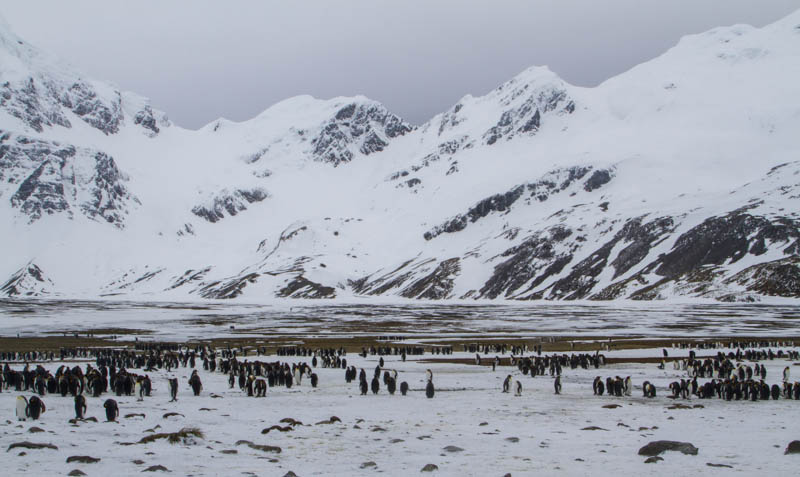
xmin=2 ymin=1 xmax=798 ymax=129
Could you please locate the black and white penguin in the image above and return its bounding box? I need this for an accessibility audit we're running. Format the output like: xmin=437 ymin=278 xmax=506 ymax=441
xmin=74 ymin=394 xmax=87 ymax=419
xmin=400 ymin=381 xmax=409 ymax=396
xmin=502 ymin=375 xmax=512 ymax=393
xmin=28 ymin=395 xmax=45 ymax=420
xmin=104 ymin=398 xmax=119 ymax=422
xmin=592 ymin=377 xmax=602 ymax=395
xmin=310 ymin=373 xmax=318 ymax=388
xmin=189 ymin=370 xmax=202 ymax=396
xmin=623 ymin=376 xmax=632 ymax=396
xmin=371 ymin=376 xmax=380 ymax=394
xmin=135 ymin=378 xmax=144 ymax=401
xmin=425 ymin=378 xmax=435 ymax=399
xmin=554 ymin=375 xmax=562 ymax=395
xmin=515 ymin=379 xmax=522 ymax=397
xmin=168 ymin=377 xmax=178 ymax=402
xmin=784 ymin=366 xmax=791 ymax=383
xmin=16 ymin=395 xmax=29 ymax=421
xmin=360 ymin=379 xmax=368 ymax=395
xmin=387 ymin=376 xmax=396 ymax=395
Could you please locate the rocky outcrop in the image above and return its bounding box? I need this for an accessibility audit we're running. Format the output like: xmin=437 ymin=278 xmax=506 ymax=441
xmin=191 ymin=188 xmax=269 ymax=223
xmin=400 ymin=257 xmax=460 ymax=299
xmin=482 ymin=72 xmax=574 ymax=145
xmin=424 ymin=166 xmax=612 ymax=240
xmin=478 ymin=226 xmax=574 ymax=299
xmin=278 ymin=276 xmax=336 ymax=298
xmin=1 ymin=132 xmax=137 ymax=226
xmin=311 ymin=101 xmax=413 ymax=166
xmin=1 ymin=262 xmax=53 ymax=296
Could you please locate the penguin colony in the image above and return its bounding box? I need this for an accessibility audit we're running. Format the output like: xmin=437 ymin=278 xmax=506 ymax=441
xmin=2 ymin=339 xmax=799 ymax=426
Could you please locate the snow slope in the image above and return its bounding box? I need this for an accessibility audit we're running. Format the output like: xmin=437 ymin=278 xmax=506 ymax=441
xmin=2 ymin=10 xmax=800 ymax=302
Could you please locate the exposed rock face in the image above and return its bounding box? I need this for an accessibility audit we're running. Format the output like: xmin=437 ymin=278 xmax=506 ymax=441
xmin=479 ymin=68 xmax=575 ymax=145
xmin=0 ymin=262 xmax=53 ymax=296
xmin=191 ymin=188 xmax=269 ymax=223
xmin=483 ymin=85 xmax=572 ymax=145
xmin=400 ymin=257 xmax=460 ymax=299
xmin=654 ymin=213 xmax=800 ymax=278
xmin=134 ymin=105 xmax=161 ymax=135
xmin=424 ymin=166 xmax=611 ymax=240
xmin=278 ymin=275 xmax=336 ymax=298
xmin=725 ymin=257 xmax=800 ymax=297
xmin=545 ymin=216 xmax=675 ymax=300
xmin=1 ymin=78 xmax=72 ymax=132
xmin=1 ymin=132 xmax=137 ymax=226
xmin=479 ymin=226 xmax=575 ymax=299
xmin=198 ymin=273 xmax=260 ymax=299
xmin=311 ymin=101 xmax=413 ymax=166
xmin=63 ymin=81 xmax=123 ymax=135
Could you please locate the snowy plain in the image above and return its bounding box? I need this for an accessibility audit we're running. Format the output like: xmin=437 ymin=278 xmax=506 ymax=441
xmin=1 ymin=301 xmax=800 ymax=475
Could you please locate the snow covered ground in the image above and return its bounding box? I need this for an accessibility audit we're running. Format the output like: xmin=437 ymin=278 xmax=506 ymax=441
xmin=2 ymin=341 xmax=800 ymax=476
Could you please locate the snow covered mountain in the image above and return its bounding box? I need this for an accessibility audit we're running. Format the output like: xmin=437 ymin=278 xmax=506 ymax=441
xmin=2 ymin=10 xmax=800 ymax=302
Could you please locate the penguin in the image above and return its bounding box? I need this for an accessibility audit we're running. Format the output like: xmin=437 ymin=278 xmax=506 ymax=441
xmin=28 ymin=396 xmax=45 ymax=420
xmin=188 ymin=370 xmax=203 ymax=396
xmin=371 ymin=376 xmax=380 ymax=394
xmin=784 ymin=366 xmax=791 ymax=383
xmin=16 ymin=395 xmax=29 ymax=421
xmin=426 ymin=369 xmax=433 ymax=383
xmin=168 ymin=377 xmax=179 ymax=402
xmin=623 ymin=376 xmax=632 ymax=396
xmin=135 ymin=378 xmax=144 ymax=401
xmin=400 ymin=381 xmax=409 ymax=396
xmin=104 ymin=398 xmax=119 ymax=422
xmin=74 ymin=394 xmax=87 ymax=419
xmin=360 ymin=379 xmax=368 ymax=395
xmin=771 ymin=384 xmax=781 ymax=400
xmin=592 ymin=377 xmax=601 ymax=395
xmin=515 ymin=379 xmax=522 ymax=397
xmin=425 ymin=378 xmax=435 ymax=399
xmin=554 ymin=375 xmax=562 ymax=395
xmin=502 ymin=375 xmax=512 ymax=393
xmin=387 ymin=376 xmax=396 ymax=395
xmin=310 ymin=373 xmax=319 ymax=388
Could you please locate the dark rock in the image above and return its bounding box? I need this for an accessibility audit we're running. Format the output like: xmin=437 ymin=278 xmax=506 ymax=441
xmin=68 ymin=471 xmax=87 ymax=476
xmin=638 ymin=441 xmax=699 ymax=456
xmin=7 ymin=441 xmax=58 ymax=451
xmin=278 ymin=275 xmax=336 ymax=299
xmin=706 ymin=463 xmax=733 ymax=468
xmin=644 ymin=456 xmax=663 ymax=464
xmin=421 ymin=464 xmax=439 ymax=472
xmin=142 ymin=465 xmax=169 ymax=472
xmin=312 ymin=102 xmax=412 ymax=166
xmin=191 ymin=188 xmax=269 ymax=223
xmin=785 ymin=440 xmax=800 ymax=454
xmin=400 ymin=258 xmax=460 ymax=299
xmin=583 ymin=169 xmax=612 ymax=192
xmin=360 ymin=461 xmax=377 ymax=469
xmin=442 ymin=445 xmax=463 ymax=452
xmin=66 ymin=456 xmax=100 ymax=464
xmin=27 ymin=426 xmax=45 ymax=433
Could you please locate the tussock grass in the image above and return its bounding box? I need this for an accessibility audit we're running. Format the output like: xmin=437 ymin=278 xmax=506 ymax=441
xmin=138 ymin=427 xmax=204 ymax=444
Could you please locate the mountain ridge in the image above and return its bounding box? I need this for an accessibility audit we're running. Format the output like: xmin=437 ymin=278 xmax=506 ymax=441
xmin=1 ymin=10 xmax=799 ymax=302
